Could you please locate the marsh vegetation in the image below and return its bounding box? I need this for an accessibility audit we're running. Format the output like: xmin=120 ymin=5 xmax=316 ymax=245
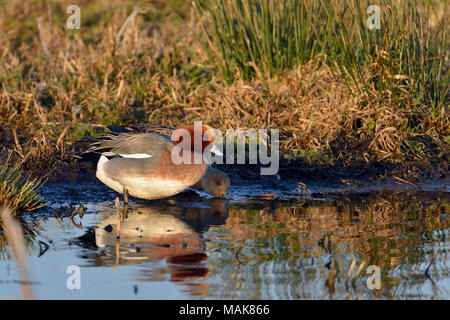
xmin=0 ymin=0 xmax=448 ymax=182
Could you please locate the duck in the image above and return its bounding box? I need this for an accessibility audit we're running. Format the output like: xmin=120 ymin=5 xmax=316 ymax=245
xmin=84 ymin=124 xmax=229 ymax=200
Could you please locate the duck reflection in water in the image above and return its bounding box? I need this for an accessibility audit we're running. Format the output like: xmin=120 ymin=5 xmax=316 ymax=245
xmin=76 ymin=198 xmax=229 ymax=296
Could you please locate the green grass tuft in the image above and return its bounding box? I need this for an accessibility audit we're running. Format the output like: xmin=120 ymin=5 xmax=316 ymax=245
xmin=0 ymin=163 xmax=46 ymax=215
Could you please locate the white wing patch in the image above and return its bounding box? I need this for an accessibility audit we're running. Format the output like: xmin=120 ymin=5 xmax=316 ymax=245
xmin=119 ymin=153 xmax=153 ymax=159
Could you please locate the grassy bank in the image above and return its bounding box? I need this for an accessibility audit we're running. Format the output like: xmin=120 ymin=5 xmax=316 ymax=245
xmin=0 ymin=0 xmax=448 ymax=182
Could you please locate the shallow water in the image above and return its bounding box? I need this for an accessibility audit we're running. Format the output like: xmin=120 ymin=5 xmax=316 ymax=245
xmin=0 ymin=179 xmax=449 ymax=299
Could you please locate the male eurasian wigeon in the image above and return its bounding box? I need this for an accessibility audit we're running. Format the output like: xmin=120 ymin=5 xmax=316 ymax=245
xmin=86 ymin=124 xmax=228 ymax=200
xmin=191 ymin=165 xmax=230 ymax=198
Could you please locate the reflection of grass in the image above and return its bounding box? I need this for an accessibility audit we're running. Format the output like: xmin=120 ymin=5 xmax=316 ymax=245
xmin=0 ymin=207 xmax=37 ymax=300
xmin=0 ymin=163 xmax=46 ymax=215
xmin=212 ymin=193 xmax=449 ymax=298
xmin=0 ymin=0 xmax=447 ymax=180
xmin=0 ymin=207 xmax=39 ymax=265
xmin=195 ymin=0 xmax=448 ymax=109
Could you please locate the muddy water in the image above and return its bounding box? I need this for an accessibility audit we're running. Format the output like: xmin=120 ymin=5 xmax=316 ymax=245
xmin=0 ymin=180 xmax=449 ymax=299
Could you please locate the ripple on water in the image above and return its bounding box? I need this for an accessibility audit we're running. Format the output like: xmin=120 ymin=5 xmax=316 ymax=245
xmin=0 ymin=180 xmax=448 ymax=299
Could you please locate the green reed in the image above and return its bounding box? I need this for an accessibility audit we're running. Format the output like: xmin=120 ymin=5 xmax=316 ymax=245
xmin=194 ymin=0 xmax=448 ymax=116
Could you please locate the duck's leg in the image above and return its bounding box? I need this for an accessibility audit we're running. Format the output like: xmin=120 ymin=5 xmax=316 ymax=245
xmin=123 ymin=186 xmax=128 ymax=205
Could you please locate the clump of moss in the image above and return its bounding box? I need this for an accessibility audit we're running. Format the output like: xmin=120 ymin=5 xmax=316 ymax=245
xmin=0 ymin=163 xmax=46 ymax=215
